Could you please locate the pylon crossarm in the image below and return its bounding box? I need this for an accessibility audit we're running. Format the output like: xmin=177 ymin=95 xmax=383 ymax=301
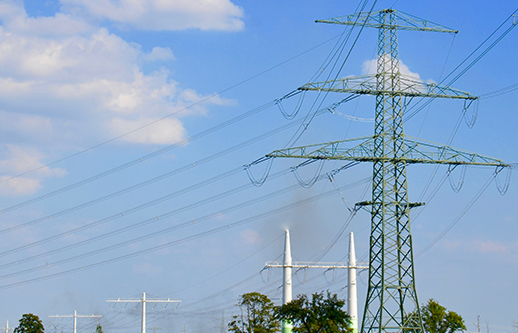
xmin=299 ymin=74 xmax=477 ymax=100
xmin=316 ymin=9 xmax=458 ymax=33
xmin=265 ymin=261 xmax=368 ymax=270
xmin=403 ymin=137 xmax=511 ymax=167
xmin=267 ymin=136 xmax=374 ymax=160
xmin=267 ymin=135 xmax=510 ymax=168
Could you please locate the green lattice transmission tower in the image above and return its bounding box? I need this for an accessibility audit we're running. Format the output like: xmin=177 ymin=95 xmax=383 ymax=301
xmin=266 ymin=9 xmax=510 ymax=333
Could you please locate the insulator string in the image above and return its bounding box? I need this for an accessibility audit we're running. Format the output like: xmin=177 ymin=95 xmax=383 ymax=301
xmin=463 ymin=99 xmax=478 ymax=129
xmin=292 ymin=159 xmax=325 ymax=188
xmin=448 ymin=164 xmax=466 ymax=193
xmin=244 ymin=156 xmax=274 ymax=187
xmin=276 ymin=90 xmax=305 ymax=120
xmin=495 ymin=166 xmax=512 ymax=195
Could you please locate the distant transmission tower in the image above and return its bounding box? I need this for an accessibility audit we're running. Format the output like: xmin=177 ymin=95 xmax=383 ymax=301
xmin=107 ymin=292 xmax=180 ymax=333
xmin=1 ymin=321 xmax=13 ymax=333
xmin=266 ymin=8 xmax=510 ymax=333
xmin=49 ymin=310 xmax=101 ymax=333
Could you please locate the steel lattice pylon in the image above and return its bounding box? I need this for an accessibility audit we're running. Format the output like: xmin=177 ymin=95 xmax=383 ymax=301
xmin=265 ymin=9 xmax=510 ymax=333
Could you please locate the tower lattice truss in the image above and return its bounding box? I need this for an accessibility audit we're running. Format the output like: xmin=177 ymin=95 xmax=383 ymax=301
xmin=266 ymin=9 xmax=510 ymax=333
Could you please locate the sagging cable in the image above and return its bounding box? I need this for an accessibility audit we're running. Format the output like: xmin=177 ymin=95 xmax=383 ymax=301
xmin=448 ymin=164 xmax=466 ymax=193
xmin=463 ymin=99 xmax=478 ymax=129
xmin=324 ymin=94 xmax=370 ymax=121
xmin=260 ymin=267 xmax=271 ymax=284
xmin=327 ymin=161 xmax=361 ymax=212
xmin=495 ymin=166 xmax=512 ymax=195
xmin=291 ymin=159 xmax=325 ymax=188
xmin=244 ymin=156 xmax=274 ymax=187
xmin=275 ymin=90 xmax=305 ymax=120
xmin=328 ymin=173 xmax=352 ymax=212
xmin=294 ymin=268 xmax=308 ymax=284
xmin=329 ymin=108 xmax=374 ymax=122
xmin=327 ymin=161 xmax=360 ymax=178
xmin=323 ymin=268 xmax=338 ymax=285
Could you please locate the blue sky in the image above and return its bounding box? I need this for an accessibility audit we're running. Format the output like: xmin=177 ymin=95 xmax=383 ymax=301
xmin=0 ymin=0 xmax=517 ymax=332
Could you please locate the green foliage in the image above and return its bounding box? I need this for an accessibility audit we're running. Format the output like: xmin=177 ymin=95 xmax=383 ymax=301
xmin=275 ymin=291 xmax=351 ymax=333
xmin=95 ymin=324 xmax=103 ymax=333
xmin=228 ymin=292 xmax=280 ymax=333
xmin=13 ymin=313 xmax=44 ymax=333
xmin=409 ymin=299 xmax=466 ymax=333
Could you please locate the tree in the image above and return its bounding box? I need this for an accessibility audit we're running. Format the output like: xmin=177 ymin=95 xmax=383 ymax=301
xmin=14 ymin=313 xmax=44 ymax=333
xmin=228 ymin=292 xmax=280 ymax=333
xmin=94 ymin=324 xmax=103 ymax=333
xmin=409 ymin=299 xmax=466 ymax=333
xmin=275 ymin=291 xmax=351 ymax=333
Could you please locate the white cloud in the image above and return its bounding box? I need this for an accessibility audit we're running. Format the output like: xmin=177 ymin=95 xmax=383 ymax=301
xmin=132 ymin=262 xmax=164 ymax=276
xmin=0 ymin=145 xmax=66 ymax=177
xmin=109 ymin=117 xmax=186 ymax=144
xmin=439 ymin=238 xmax=518 ymax=255
xmin=0 ymin=175 xmax=41 ymax=196
xmin=0 ymin=1 xmax=92 ymax=36
xmin=473 ymin=239 xmax=516 ymax=254
xmin=240 ymin=229 xmax=262 ymax=244
xmin=0 ymin=27 xmax=140 ymax=80
xmin=362 ymin=55 xmax=421 ymax=79
xmin=143 ymin=46 xmax=175 ymax=62
xmin=0 ymin=1 xmax=238 ymax=196
xmin=0 ymin=145 xmax=67 ymax=196
xmin=0 ymin=4 xmax=231 ymax=128
xmin=60 ymin=0 xmax=245 ymax=31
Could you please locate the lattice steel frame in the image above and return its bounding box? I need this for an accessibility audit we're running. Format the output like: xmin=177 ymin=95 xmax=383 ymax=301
xmin=266 ymin=9 xmax=510 ymax=333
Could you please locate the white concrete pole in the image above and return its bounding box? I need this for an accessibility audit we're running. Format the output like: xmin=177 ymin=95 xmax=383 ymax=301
xmin=142 ymin=292 xmax=146 ymax=333
xmin=282 ymin=230 xmax=293 ymax=333
xmin=73 ymin=310 xmax=77 ymax=333
xmin=283 ymin=230 xmax=293 ymax=305
xmin=348 ymin=232 xmax=358 ymax=333
xmin=265 ymin=230 xmax=367 ymax=333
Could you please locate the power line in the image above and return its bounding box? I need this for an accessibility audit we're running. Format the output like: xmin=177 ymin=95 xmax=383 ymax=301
xmin=165 ymin=232 xmax=284 ymax=297
xmin=416 ymin=172 xmax=496 ymax=257
xmin=285 ymin=0 xmax=378 ymax=148
xmin=49 ymin=311 xmax=101 ymax=333
xmin=0 ymin=178 xmax=370 ymax=290
xmin=0 ymin=31 xmax=347 ymax=186
xmin=480 ymin=81 xmax=518 ymax=99
xmin=404 ymin=7 xmax=518 ymax=122
xmin=107 ymin=292 xmax=180 ymax=333
xmin=0 ymin=101 xmax=275 ymax=215
xmin=0 ymin=100 xmax=362 ymax=266
xmin=0 ymin=104 xmax=320 ymax=236
xmin=0 ymin=174 xmax=369 ymax=280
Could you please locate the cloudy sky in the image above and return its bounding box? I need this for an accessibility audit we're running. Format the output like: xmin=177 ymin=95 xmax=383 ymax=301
xmin=0 ymin=0 xmax=517 ymax=332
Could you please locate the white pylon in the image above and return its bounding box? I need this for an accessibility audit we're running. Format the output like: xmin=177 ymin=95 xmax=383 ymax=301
xmin=348 ymin=232 xmax=358 ymax=333
xmin=265 ymin=230 xmax=367 ymax=333
xmin=2 ymin=320 xmax=12 ymax=333
xmin=106 ymin=292 xmax=181 ymax=333
xmin=282 ymin=230 xmax=293 ymax=333
xmin=49 ymin=310 xmax=101 ymax=333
